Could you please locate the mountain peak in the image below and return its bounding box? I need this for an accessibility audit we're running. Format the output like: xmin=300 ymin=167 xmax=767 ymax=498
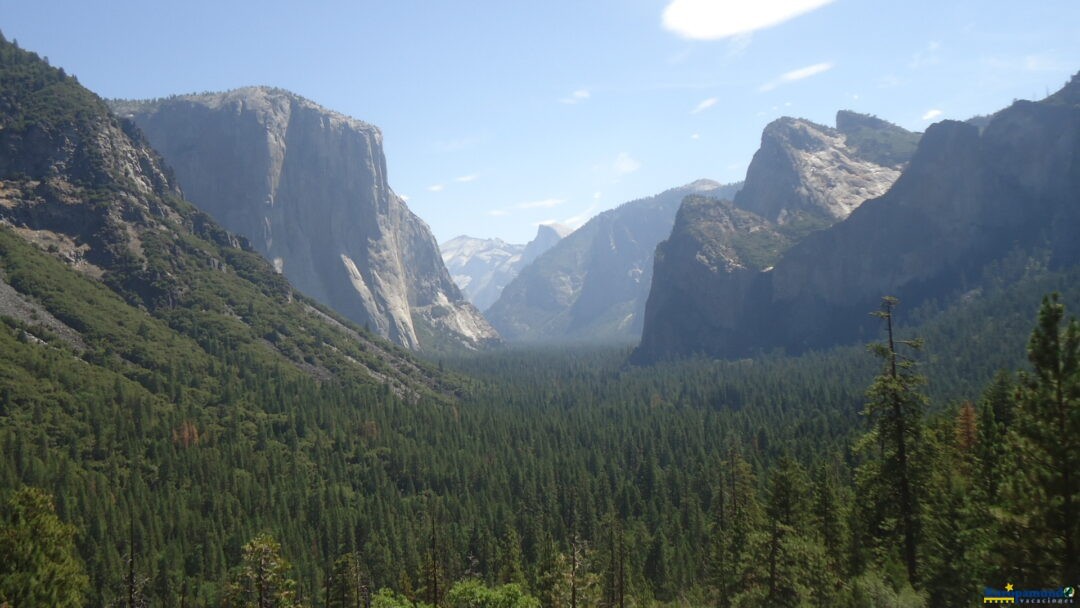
xmin=535 ymin=222 xmax=572 ymax=240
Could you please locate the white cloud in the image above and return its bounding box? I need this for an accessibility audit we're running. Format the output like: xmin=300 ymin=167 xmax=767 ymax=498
xmin=691 ymin=133 xmax=701 ymax=140
xmin=399 ymin=194 xmax=410 ymax=202
xmin=517 ymin=198 xmax=567 ymax=210
xmin=691 ymin=97 xmax=718 ymax=114
xmin=593 ymin=192 xmax=603 ymax=200
xmin=662 ymin=0 xmax=834 ymax=40
xmin=488 ymin=209 xmax=509 ymax=217
xmin=613 ymin=152 xmax=641 ymax=175
xmin=427 ymin=184 xmax=445 ymax=192
xmin=921 ymin=109 xmax=943 ymax=121
xmin=559 ymin=89 xmax=591 ymax=104
xmin=454 ymin=174 xmax=478 ymax=183
xmin=759 ymin=62 xmax=833 ymax=92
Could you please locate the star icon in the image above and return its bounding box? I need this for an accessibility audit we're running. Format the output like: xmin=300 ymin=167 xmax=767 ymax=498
xmin=1005 ymin=583 xmax=1015 ymax=592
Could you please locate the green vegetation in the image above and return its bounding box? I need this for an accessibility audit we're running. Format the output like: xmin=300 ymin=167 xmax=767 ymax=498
xmin=1 ymin=29 xmax=1078 ymax=608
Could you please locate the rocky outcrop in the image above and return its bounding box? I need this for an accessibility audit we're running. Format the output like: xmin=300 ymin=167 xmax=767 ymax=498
xmin=732 ymin=114 xmax=911 ymax=228
xmin=111 ymin=88 xmax=498 ymax=351
xmin=486 ymin=180 xmax=739 ymax=343
xmin=635 ymin=76 xmax=1080 ymax=362
xmin=441 ymin=223 xmax=570 ymax=311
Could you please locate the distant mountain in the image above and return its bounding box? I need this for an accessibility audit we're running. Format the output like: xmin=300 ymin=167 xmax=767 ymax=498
xmin=110 ymin=88 xmax=498 ymax=352
xmin=441 ymin=223 xmax=570 ymax=311
xmin=635 ymin=76 xmax=1080 ymax=362
xmin=486 ymin=180 xmax=739 ymax=343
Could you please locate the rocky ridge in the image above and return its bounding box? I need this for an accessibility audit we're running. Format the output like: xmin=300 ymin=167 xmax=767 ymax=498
xmin=635 ymin=77 xmax=1080 ymax=362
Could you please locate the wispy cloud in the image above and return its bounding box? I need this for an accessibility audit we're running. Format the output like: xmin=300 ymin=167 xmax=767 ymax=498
xmin=427 ymin=184 xmax=445 ymax=193
xmin=921 ymin=109 xmax=943 ymax=121
xmin=984 ymin=53 xmax=1070 ymax=73
xmin=563 ymin=205 xmax=599 ymax=229
xmin=488 ymin=209 xmax=509 ymax=217
xmin=431 ymin=135 xmax=485 ymax=153
xmin=662 ymin=0 xmax=834 ymax=40
xmin=759 ymin=62 xmax=833 ymax=92
xmin=454 ymin=174 xmax=478 ymax=183
xmin=690 ymin=133 xmax=701 ymax=140
xmin=559 ymin=89 xmax=591 ymax=104
xmin=613 ymin=152 xmax=641 ymax=175
xmin=691 ymin=97 xmax=718 ymax=114
xmin=908 ymin=41 xmax=941 ymax=70
xmin=516 ymin=198 xmax=567 ymax=210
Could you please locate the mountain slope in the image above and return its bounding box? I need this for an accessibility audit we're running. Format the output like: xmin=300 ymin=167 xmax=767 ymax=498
xmin=440 ymin=223 xmax=569 ymax=311
xmin=110 ymin=88 xmax=498 ymax=352
xmin=486 ymin=180 xmax=739 ymax=343
xmin=0 ymin=34 xmax=483 ymax=603
xmin=636 ymin=75 xmax=1080 ymax=362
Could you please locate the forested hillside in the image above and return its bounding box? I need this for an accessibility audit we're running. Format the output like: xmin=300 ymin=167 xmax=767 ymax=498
xmin=1 ymin=32 xmax=1078 ymax=608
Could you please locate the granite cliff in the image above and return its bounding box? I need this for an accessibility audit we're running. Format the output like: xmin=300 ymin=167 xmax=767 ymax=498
xmin=111 ymin=88 xmax=498 ymax=351
xmin=636 ymin=77 xmax=1080 ymax=362
xmin=732 ymin=114 xmax=910 ymax=230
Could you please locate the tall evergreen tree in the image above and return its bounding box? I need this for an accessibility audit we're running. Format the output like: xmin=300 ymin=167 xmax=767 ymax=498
xmin=855 ymin=296 xmax=927 ymax=584
xmin=997 ymin=293 xmax=1080 ymax=585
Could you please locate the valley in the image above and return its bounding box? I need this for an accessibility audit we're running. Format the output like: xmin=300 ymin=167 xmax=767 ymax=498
xmin=0 ymin=7 xmax=1078 ymax=607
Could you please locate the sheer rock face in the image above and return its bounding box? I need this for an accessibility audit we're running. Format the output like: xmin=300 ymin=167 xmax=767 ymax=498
xmin=635 ymin=77 xmax=1080 ymax=362
xmin=485 ymin=180 xmax=740 ymax=344
xmin=112 ymin=88 xmax=498 ymax=351
xmin=441 ymin=223 xmax=570 ymax=312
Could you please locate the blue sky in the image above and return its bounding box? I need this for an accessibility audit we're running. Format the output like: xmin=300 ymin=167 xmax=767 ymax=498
xmin=2 ymin=0 xmax=1077 ymax=243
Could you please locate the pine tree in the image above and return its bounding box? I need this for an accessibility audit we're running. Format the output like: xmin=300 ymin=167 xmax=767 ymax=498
xmin=855 ymin=296 xmax=927 ymax=585
xmin=708 ymin=449 xmax=761 ymax=607
xmin=327 ymin=552 xmax=367 ymax=608
xmin=0 ymin=487 xmax=89 ymax=608
xmin=997 ymin=293 xmax=1080 ymax=585
xmin=224 ymin=533 xmax=298 ymax=608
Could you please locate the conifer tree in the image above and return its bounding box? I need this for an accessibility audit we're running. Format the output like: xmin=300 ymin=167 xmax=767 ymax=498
xmin=224 ymin=533 xmax=298 ymax=608
xmin=0 ymin=487 xmax=89 ymax=608
xmin=998 ymin=293 xmax=1080 ymax=585
xmin=855 ymin=296 xmax=927 ymax=584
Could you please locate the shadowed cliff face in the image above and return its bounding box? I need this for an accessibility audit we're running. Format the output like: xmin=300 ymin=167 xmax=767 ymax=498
xmin=485 ymin=180 xmax=740 ymax=344
xmin=636 ymin=76 xmax=1080 ymax=363
xmin=112 ymin=88 xmax=498 ymax=351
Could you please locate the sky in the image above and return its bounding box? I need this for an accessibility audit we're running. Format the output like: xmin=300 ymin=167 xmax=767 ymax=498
xmin=2 ymin=0 xmax=1077 ymax=244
